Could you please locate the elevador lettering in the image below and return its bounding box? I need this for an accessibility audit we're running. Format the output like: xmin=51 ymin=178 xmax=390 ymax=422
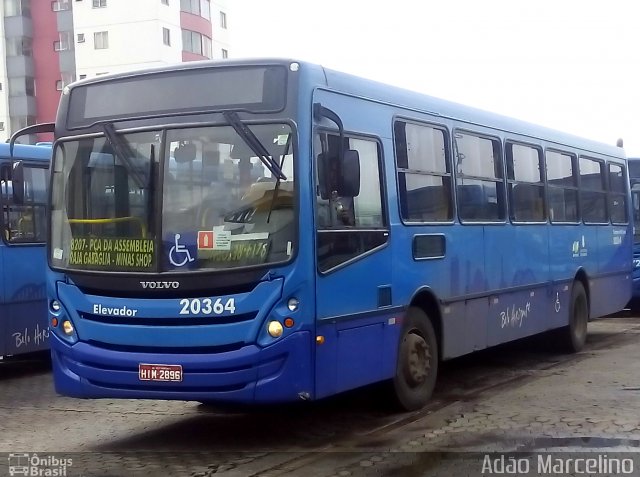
xmin=93 ymin=304 xmax=139 ymax=317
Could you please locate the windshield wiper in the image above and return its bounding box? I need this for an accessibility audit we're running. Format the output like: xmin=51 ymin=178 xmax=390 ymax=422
xmin=102 ymin=122 xmax=147 ymax=189
xmin=223 ymin=111 xmax=287 ymax=181
xmin=267 ymin=134 xmax=291 ymax=223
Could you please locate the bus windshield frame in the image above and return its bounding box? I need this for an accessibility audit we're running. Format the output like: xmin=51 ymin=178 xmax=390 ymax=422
xmin=49 ymin=120 xmax=297 ymax=275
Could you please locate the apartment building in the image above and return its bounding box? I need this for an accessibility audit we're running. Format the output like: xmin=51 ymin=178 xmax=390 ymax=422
xmin=0 ymin=0 xmax=231 ymax=141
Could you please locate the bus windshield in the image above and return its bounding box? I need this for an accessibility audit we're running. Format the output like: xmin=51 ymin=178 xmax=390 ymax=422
xmin=50 ymin=123 xmax=295 ymax=273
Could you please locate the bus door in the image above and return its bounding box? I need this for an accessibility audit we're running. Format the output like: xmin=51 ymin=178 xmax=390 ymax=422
xmin=312 ymin=123 xmax=393 ymax=399
xmin=0 ymin=161 xmax=48 ymax=356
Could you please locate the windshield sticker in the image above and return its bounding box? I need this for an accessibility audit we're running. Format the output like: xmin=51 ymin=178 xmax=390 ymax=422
xmin=198 ymin=240 xmax=269 ymax=265
xmin=69 ymin=237 xmax=154 ymax=269
xmin=197 ymin=231 xmax=214 ymax=250
xmin=53 ymin=248 xmax=64 ymax=260
xmin=168 ymin=233 xmax=195 ymax=267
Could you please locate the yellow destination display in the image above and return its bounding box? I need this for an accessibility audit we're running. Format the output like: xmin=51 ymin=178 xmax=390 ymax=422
xmin=69 ymin=237 xmax=154 ymax=269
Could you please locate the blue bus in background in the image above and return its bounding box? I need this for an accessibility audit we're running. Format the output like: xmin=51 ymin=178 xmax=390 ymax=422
xmin=0 ymin=143 xmax=50 ymax=357
xmin=11 ymin=59 xmax=631 ymax=410
xmin=627 ymin=157 xmax=640 ymax=310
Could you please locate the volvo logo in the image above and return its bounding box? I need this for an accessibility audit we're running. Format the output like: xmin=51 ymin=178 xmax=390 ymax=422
xmin=139 ymin=281 xmax=180 ymax=289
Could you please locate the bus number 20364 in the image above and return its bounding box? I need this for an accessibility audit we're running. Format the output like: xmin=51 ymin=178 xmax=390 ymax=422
xmin=178 ymin=298 xmax=236 ymax=315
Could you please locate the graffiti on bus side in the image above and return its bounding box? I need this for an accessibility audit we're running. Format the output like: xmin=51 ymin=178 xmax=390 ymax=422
xmin=500 ymin=302 xmax=530 ymax=329
xmin=12 ymin=324 xmax=50 ymax=349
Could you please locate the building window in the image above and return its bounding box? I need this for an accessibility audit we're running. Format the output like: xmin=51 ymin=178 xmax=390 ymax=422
xmin=181 ymin=0 xmax=210 ymax=19
xmin=53 ymin=32 xmax=72 ymax=51
xmin=52 ymin=1 xmax=70 ymax=11
xmin=77 ymin=33 xmax=85 ymax=43
xmin=79 ymin=74 xmax=87 ymax=79
xmin=182 ymin=29 xmax=211 ymax=58
xmin=221 ymin=48 xmax=228 ymax=59
xmin=162 ymin=27 xmax=171 ymax=46
xmin=8 ymin=77 xmax=35 ymax=97
xmin=220 ymin=11 xmax=227 ymax=28
xmin=10 ymin=116 xmax=36 ymax=132
xmin=92 ymin=0 xmax=106 ymax=7
xmin=6 ymin=37 xmax=32 ymax=57
xmin=180 ymin=0 xmax=198 ymax=14
xmin=5 ymin=0 xmax=30 ymax=17
xmin=94 ymin=31 xmax=109 ymax=49
xmin=201 ymin=0 xmax=210 ymax=19
xmin=0 ymin=122 xmax=5 ymax=131
xmin=202 ymin=36 xmax=212 ymax=58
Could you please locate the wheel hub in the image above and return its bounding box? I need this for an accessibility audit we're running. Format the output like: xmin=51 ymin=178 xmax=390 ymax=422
xmin=402 ymin=332 xmax=431 ymax=387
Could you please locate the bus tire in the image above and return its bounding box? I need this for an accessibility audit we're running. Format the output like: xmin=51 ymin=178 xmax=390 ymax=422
xmin=391 ymin=307 xmax=438 ymax=411
xmin=558 ymin=281 xmax=589 ymax=352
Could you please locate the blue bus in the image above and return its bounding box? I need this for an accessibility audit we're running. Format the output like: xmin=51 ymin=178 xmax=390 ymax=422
xmin=627 ymin=157 xmax=640 ymax=310
xmin=1 ymin=143 xmax=51 ymax=357
xmin=11 ymin=60 xmax=631 ymax=410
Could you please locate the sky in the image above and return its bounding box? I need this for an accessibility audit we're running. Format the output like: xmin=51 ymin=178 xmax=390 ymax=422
xmin=229 ymin=0 xmax=640 ymax=156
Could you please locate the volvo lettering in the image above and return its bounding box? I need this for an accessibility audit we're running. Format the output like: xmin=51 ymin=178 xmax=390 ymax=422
xmin=140 ymin=281 xmax=180 ymax=289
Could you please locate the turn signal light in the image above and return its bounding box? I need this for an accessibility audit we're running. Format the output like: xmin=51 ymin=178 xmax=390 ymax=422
xmin=284 ymin=318 xmax=294 ymax=328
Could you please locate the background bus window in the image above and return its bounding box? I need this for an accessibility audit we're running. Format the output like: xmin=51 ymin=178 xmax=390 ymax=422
xmin=507 ymin=143 xmax=545 ymax=222
xmin=579 ymin=157 xmax=607 ymax=224
xmin=0 ymin=164 xmax=47 ymax=243
xmin=454 ymin=132 xmax=505 ymax=222
xmin=394 ymin=121 xmax=452 ymax=222
xmin=608 ymin=163 xmax=628 ymax=225
xmin=546 ymin=150 xmax=579 ymax=223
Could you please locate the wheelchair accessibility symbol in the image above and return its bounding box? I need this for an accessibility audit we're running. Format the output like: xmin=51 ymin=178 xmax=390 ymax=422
xmin=169 ymin=233 xmax=195 ymax=267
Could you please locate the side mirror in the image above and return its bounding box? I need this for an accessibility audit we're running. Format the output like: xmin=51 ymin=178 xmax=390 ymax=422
xmin=12 ymin=161 xmax=24 ymax=205
xmin=338 ymin=149 xmax=360 ymax=197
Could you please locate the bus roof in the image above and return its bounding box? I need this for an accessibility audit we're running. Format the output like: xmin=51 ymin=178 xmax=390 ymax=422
xmin=66 ymin=58 xmax=625 ymax=159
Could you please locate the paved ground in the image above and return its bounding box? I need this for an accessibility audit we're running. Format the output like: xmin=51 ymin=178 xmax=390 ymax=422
xmin=1 ymin=315 xmax=639 ymax=476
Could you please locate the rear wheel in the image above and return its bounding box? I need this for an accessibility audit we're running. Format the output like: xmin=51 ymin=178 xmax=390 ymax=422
xmin=391 ymin=307 xmax=438 ymax=411
xmin=557 ymin=281 xmax=589 ymax=352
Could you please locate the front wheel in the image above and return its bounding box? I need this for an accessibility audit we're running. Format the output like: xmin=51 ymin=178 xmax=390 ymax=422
xmin=557 ymin=281 xmax=589 ymax=352
xmin=391 ymin=307 xmax=438 ymax=411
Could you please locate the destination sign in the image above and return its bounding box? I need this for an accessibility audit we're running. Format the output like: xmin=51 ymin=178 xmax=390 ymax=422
xmin=69 ymin=237 xmax=155 ymax=270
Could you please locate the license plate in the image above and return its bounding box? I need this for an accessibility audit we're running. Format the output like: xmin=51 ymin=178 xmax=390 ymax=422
xmin=138 ymin=363 xmax=183 ymax=382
